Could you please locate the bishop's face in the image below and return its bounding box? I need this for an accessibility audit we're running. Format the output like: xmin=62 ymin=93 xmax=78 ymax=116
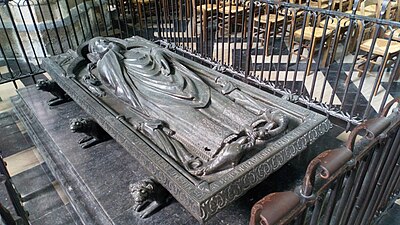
xmin=92 ymin=38 xmax=111 ymax=54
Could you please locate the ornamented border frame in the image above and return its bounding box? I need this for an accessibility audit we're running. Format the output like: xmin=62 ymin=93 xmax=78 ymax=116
xmin=42 ymin=41 xmax=331 ymax=222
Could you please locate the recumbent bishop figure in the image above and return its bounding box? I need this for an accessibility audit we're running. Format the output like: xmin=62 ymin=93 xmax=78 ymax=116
xmin=82 ymin=36 xmax=289 ymax=181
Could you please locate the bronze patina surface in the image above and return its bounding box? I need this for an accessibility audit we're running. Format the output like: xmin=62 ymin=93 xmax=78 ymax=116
xmin=42 ymin=36 xmax=331 ymax=222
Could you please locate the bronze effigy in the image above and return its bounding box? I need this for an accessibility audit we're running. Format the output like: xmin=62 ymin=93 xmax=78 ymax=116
xmin=42 ymin=36 xmax=331 ymax=222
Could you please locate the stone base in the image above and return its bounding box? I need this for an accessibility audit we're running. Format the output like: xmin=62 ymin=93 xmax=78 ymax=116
xmin=11 ymin=86 xmax=340 ymax=224
xmin=9 ymin=86 xmax=259 ymax=224
xmin=11 ymin=86 xmax=200 ymax=224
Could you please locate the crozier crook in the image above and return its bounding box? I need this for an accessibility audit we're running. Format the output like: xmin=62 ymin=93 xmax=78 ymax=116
xmin=81 ymin=37 xmax=291 ymax=181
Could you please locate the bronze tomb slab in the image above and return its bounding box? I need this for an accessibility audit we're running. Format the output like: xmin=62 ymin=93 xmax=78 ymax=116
xmin=42 ymin=36 xmax=331 ymax=222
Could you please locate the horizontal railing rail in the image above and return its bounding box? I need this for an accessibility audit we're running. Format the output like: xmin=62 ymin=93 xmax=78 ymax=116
xmin=249 ymin=98 xmax=400 ymax=225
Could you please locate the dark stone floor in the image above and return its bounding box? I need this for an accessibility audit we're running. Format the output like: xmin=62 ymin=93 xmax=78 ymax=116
xmin=0 ymin=109 xmax=81 ymax=225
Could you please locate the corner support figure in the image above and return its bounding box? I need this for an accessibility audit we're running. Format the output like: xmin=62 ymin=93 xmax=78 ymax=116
xmin=69 ymin=118 xmax=111 ymax=148
xmin=36 ymin=79 xmax=71 ymax=106
xmin=129 ymin=177 xmax=171 ymax=218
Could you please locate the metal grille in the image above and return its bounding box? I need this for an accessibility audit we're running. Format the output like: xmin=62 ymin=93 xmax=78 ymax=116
xmin=156 ymin=0 xmax=400 ymax=128
xmin=0 ymin=0 xmax=399 ymax=126
xmin=250 ymin=98 xmax=400 ymax=225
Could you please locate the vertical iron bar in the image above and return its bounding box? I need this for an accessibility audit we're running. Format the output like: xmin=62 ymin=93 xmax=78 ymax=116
xmin=226 ymin=0 xmax=233 ymax=66
xmin=320 ymin=176 xmax=345 ymax=225
xmin=210 ymin=0 xmax=216 ymax=58
xmin=64 ymin=0 xmax=80 ymax=47
xmin=74 ymin=0 xmax=88 ymax=41
xmin=0 ymin=13 xmax=22 ymax=75
xmin=245 ymin=0 xmax=255 ymax=78
xmin=339 ymin=21 xmax=365 ymax=112
xmin=154 ymin=0 xmax=162 ymax=39
xmin=36 ymin=0 xmax=55 ymax=54
xmin=356 ymin=136 xmax=395 ymax=223
xmin=221 ymin=0 xmax=226 ymax=64
xmin=331 ymin=170 xmax=357 ymax=225
xmin=299 ymin=12 xmax=317 ymax=97
xmin=179 ymin=0 xmax=186 ymax=48
xmin=268 ymin=5 xmax=281 ymax=86
xmin=45 ymin=0 xmax=64 ymax=52
xmin=25 ymin=0 xmax=48 ymax=57
xmin=6 ymin=4 xmax=33 ymax=72
xmin=349 ymin=24 xmax=381 ymax=121
xmin=309 ymin=13 xmax=331 ymax=100
xmin=232 ymin=0 xmax=239 ymax=69
xmin=190 ymin=0 xmax=195 ymax=52
xmin=82 ymin=0 xmax=95 ymax=37
xmin=378 ymin=53 xmax=400 ymax=113
xmin=90 ymin=0 xmax=101 ymax=35
xmin=309 ymin=196 xmax=323 ymax=225
xmin=260 ymin=3 xmax=270 ymax=82
xmin=363 ymin=36 xmax=393 ymax=119
xmin=98 ymin=0 xmax=110 ymax=36
xmin=216 ymin=0 xmax=220 ymax=61
xmin=148 ymin=0 xmax=156 ymax=39
xmin=0 ymin=41 xmax=15 ymax=81
xmin=238 ymin=0 xmax=247 ymax=72
xmin=173 ymin=0 xmax=179 ymax=45
xmin=291 ymin=9 xmax=308 ymax=93
xmin=204 ymin=0 xmax=209 ymax=56
xmin=56 ymin=0 xmax=72 ymax=49
xmin=16 ymin=3 xmax=40 ymax=66
xmin=339 ymin=156 xmax=372 ymax=225
xmin=347 ymin=150 xmax=381 ymax=225
xmin=284 ymin=9 xmax=297 ymax=88
xmin=252 ymin=4 xmax=264 ymax=80
xmin=106 ymin=0 xmax=117 ymax=36
xmin=362 ymin=131 xmax=400 ymax=224
xmin=276 ymin=7 xmax=289 ymax=87
xmin=120 ymin=0 xmax=129 ymax=38
xmin=142 ymin=0 xmax=151 ymax=39
xmin=113 ymin=0 xmax=123 ymax=38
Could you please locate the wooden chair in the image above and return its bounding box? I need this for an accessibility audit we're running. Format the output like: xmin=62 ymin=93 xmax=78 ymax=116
xmin=318 ymin=0 xmax=378 ymax=61
xmin=191 ymin=0 xmax=218 ymax=43
xmin=355 ymin=38 xmax=400 ymax=95
xmin=252 ymin=5 xmax=286 ymax=53
xmin=293 ymin=27 xmax=333 ymax=75
xmin=332 ymin=0 xmax=353 ymax=11
xmin=290 ymin=3 xmax=334 ymax=75
xmin=217 ymin=0 xmax=247 ymax=36
xmin=308 ymin=0 xmax=330 ymax=9
xmin=354 ymin=0 xmax=400 ymax=96
xmin=362 ymin=0 xmax=399 ymax=20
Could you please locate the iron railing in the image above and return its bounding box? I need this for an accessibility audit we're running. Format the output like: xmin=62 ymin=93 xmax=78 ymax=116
xmin=155 ymin=0 xmax=400 ymax=128
xmin=249 ymin=98 xmax=400 ymax=225
xmin=0 ymin=0 xmax=399 ymax=126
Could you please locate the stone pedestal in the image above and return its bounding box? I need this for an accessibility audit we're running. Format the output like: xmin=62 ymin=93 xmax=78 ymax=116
xmin=10 ymin=86 xmax=257 ymax=224
xmin=11 ymin=85 xmax=340 ymax=224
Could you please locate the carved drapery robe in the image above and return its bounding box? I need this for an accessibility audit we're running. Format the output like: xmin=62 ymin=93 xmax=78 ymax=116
xmin=95 ymin=46 xmax=261 ymax=159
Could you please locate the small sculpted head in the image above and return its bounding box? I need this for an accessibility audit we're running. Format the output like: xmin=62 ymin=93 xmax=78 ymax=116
xmin=129 ymin=179 xmax=155 ymax=206
xmin=36 ymin=79 xmax=50 ymax=91
xmin=69 ymin=118 xmax=88 ymax=133
xmin=89 ymin=37 xmax=111 ymax=55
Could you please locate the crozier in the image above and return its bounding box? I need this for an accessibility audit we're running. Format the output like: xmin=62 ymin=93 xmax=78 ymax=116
xmin=42 ymin=36 xmax=331 ymax=222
